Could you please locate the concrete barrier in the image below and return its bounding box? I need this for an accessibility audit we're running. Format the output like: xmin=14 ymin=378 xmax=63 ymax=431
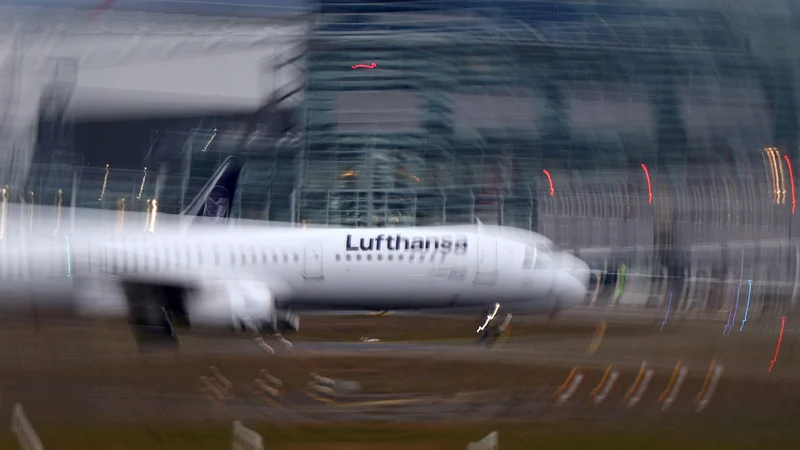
xmin=554 ymin=367 xmax=584 ymax=406
xmin=259 ymin=369 xmax=283 ymax=388
xmin=208 ymin=365 xmax=232 ymax=396
xmin=199 ymin=376 xmax=227 ymax=411
xmin=587 ymin=320 xmax=607 ymax=354
xmin=660 ymin=361 xmax=689 ymax=411
xmin=695 ymin=360 xmax=724 ymax=413
xmin=590 ymin=365 xmax=619 ymax=405
xmin=232 ymin=420 xmax=263 ymax=450
xmin=307 ymin=373 xmax=362 ymax=404
xmin=11 ymin=403 xmax=43 ymax=450
xmin=466 ymin=431 xmax=498 ymax=450
xmin=254 ymin=370 xmax=283 ymax=406
xmin=624 ymin=361 xmax=654 ymax=409
xmin=310 ymin=373 xmax=335 ymax=387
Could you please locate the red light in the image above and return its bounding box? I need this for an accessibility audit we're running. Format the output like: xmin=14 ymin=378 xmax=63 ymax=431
xmin=768 ymin=316 xmax=786 ymax=372
xmin=784 ymin=155 xmax=796 ymax=214
xmin=351 ymin=62 xmax=377 ymax=70
xmin=641 ymin=164 xmax=653 ymax=204
xmin=542 ymin=170 xmax=554 ymax=196
xmin=90 ymin=0 xmax=117 ymax=18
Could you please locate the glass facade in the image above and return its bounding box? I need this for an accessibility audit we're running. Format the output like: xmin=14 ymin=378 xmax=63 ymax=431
xmin=12 ymin=0 xmax=800 ymax=311
xmin=297 ymin=0 xmax=800 ymax=242
xmin=22 ymin=1 xmax=800 ymax=245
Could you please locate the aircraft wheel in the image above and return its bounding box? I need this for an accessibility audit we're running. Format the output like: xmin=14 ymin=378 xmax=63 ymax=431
xmin=548 ymin=299 xmax=562 ymax=320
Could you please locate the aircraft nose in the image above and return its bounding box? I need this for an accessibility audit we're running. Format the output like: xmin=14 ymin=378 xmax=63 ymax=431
xmin=570 ymin=255 xmax=591 ymax=288
xmin=556 ymin=252 xmax=591 ymax=308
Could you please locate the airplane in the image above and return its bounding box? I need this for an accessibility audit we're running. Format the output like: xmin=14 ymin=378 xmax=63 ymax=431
xmin=0 ymin=156 xmax=591 ymax=351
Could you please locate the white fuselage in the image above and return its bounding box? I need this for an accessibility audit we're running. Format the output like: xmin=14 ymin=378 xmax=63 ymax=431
xmin=0 ymin=204 xmax=590 ymax=315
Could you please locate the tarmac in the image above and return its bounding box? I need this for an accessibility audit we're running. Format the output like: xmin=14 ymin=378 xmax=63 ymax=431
xmin=0 ymin=308 xmax=797 ymax=431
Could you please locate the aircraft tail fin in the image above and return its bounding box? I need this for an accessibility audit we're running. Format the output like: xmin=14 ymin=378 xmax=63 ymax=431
xmin=179 ymin=156 xmax=244 ymax=227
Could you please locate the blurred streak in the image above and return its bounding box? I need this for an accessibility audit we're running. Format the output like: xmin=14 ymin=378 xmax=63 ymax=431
xmin=144 ymin=199 xmax=152 ymax=231
xmin=27 ymin=191 xmax=34 ymax=234
xmin=99 ymin=164 xmax=109 ymax=201
xmin=739 ymin=280 xmax=753 ymax=332
xmin=660 ymin=291 xmax=672 ymax=331
xmin=542 ymin=169 xmax=554 ymax=196
xmin=640 ymin=164 xmax=652 ymax=204
xmin=202 ymin=129 xmax=217 ymax=152
xmin=768 ymin=316 xmax=786 ymax=373
xmin=137 ymin=167 xmax=147 ymax=200
xmin=766 ymin=148 xmax=783 ymax=204
xmin=0 ymin=185 xmax=7 ymax=240
xmin=762 ymin=148 xmax=773 ymax=201
xmin=778 ymin=150 xmax=787 ymax=204
xmin=64 ymin=236 xmax=72 ymax=278
xmin=116 ymin=198 xmax=125 ymax=232
xmin=146 ymin=199 xmax=158 ymax=233
xmin=784 ymin=155 xmax=796 ymax=214
xmin=53 ymin=189 xmax=62 ymax=234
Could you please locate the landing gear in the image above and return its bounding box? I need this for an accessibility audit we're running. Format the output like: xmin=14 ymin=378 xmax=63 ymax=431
xmin=548 ymin=299 xmax=562 ymax=320
xmin=476 ymin=303 xmax=512 ymax=346
xmin=249 ymin=310 xmax=299 ymax=354
xmin=130 ymin=303 xmax=179 ymax=353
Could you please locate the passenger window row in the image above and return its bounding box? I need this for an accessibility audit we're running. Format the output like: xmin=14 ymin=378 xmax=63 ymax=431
xmin=104 ymin=238 xmax=302 ymax=275
xmin=334 ymin=252 xmax=443 ymax=263
xmin=0 ymin=241 xmax=65 ymax=280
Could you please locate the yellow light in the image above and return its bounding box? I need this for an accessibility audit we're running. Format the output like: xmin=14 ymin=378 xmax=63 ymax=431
xmin=147 ymin=199 xmax=158 ymax=233
xmin=765 ymin=148 xmax=781 ymax=204
xmin=144 ymin=199 xmax=151 ymax=231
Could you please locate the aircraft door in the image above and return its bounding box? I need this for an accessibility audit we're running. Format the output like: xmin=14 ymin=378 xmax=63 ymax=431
xmin=474 ymin=236 xmax=498 ymax=285
xmin=303 ymin=243 xmax=324 ymax=279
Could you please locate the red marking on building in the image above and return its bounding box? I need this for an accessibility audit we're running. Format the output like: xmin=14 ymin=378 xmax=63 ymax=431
xmin=641 ymin=164 xmax=653 ymax=204
xmin=351 ymin=63 xmax=377 ymax=69
xmin=784 ymin=155 xmax=796 ymax=214
xmin=768 ymin=316 xmax=786 ymax=372
xmin=90 ymin=0 xmax=117 ymax=19
xmin=542 ymin=170 xmax=554 ymax=196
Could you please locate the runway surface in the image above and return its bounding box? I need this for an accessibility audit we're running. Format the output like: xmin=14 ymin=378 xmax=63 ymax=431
xmin=0 ymin=308 xmax=797 ymax=444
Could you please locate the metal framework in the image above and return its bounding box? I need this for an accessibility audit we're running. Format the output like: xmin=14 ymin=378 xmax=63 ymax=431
xmin=18 ymin=1 xmax=800 ymax=251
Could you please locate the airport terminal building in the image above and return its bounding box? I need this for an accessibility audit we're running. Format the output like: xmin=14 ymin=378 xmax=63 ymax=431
xmin=2 ymin=0 xmax=800 ymax=309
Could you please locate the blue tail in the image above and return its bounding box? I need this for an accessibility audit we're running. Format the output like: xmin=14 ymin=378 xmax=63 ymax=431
xmin=180 ymin=156 xmax=244 ymax=226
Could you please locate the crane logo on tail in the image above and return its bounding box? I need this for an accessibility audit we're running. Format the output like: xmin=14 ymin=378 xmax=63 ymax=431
xmin=203 ymin=186 xmax=230 ymax=222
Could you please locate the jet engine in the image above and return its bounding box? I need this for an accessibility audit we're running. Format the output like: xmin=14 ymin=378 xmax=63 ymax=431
xmin=72 ymin=275 xmax=129 ymax=318
xmin=186 ymin=280 xmax=277 ymax=332
xmin=73 ymin=276 xmax=298 ymax=351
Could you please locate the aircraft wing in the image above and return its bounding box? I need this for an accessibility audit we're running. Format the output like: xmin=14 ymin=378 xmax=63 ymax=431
xmin=71 ymin=266 xmax=293 ymax=336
